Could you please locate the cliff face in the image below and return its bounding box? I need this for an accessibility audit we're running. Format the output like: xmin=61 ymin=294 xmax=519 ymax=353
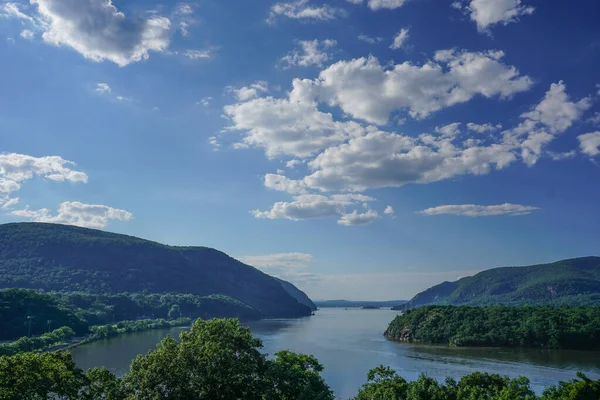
xmin=0 ymin=223 xmax=313 ymax=318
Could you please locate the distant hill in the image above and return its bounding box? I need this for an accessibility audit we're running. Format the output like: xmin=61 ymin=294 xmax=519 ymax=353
xmin=315 ymin=300 xmax=407 ymax=308
xmin=0 ymin=223 xmax=312 ymax=318
xmin=397 ymin=257 xmax=600 ymax=309
xmin=274 ymin=278 xmax=317 ymax=311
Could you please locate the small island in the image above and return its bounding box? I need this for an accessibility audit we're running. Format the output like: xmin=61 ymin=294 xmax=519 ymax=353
xmin=384 ymin=305 xmax=600 ymax=350
xmin=361 ymin=305 xmax=380 ymax=309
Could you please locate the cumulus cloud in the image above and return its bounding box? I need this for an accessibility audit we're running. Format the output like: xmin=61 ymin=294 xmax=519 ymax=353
xmin=232 ymin=81 xmax=269 ymax=101
xmin=264 ymin=173 xmax=307 ymax=195
xmin=384 ymin=205 xmax=395 ymax=215
xmin=348 ymin=0 xmax=411 ymax=11
xmin=268 ymin=0 xmax=342 ymax=23
xmin=279 ymin=39 xmax=337 ymax=68
xmin=454 ymin=0 xmax=535 ymax=32
xmin=95 ymin=83 xmax=111 ymax=94
xmin=197 ymin=97 xmax=212 ymax=107
xmin=1 ymin=197 xmax=19 ymax=209
xmin=578 ymin=132 xmax=600 ymax=157
xmin=11 ymin=201 xmax=133 ymax=229
xmin=318 ymin=50 xmax=532 ymax=124
xmin=224 ymin=78 xmax=365 ymax=158
xmin=4 ymin=0 xmax=171 ymax=67
xmin=358 ymin=34 xmax=382 ymax=44
xmin=506 ymin=81 xmax=592 ymax=166
xmin=0 ymin=153 xmax=88 ymax=199
xmin=466 ymin=122 xmax=502 ymax=133
xmin=435 ymin=122 xmax=462 ymax=137
xmin=420 ymin=203 xmax=539 ymax=217
xmin=251 ymin=193 xmax=374 ymax=223
xmin=338 ymin=209 xmax=379 ymax=226
xmin=390 ymin=28 xmax=409 ymax=50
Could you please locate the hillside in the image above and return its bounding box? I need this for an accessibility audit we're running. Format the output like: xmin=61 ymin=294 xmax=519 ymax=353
xmin=397 ymin=257 xmax=600 ymax=309
xmin=0 ymin=223 xmax=312 ymax=318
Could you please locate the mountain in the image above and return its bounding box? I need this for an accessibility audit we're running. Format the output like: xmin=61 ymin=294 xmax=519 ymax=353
xmin=315 ymin=300 xmax=407 ymax=308
xmin=398 ymin=257 xmax=600 ymax=309
xmin=0 ymin=223 xmax=313 ymax=318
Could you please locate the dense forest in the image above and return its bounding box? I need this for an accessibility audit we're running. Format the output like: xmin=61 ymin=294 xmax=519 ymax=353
xmin=0 ymin=288 xmax=261 ymax=340
xmin=397 ymin=257 xmax=600 ymax=309
xmin=0 ymin=223 xmax=314 ymax=318
xmin=1 ymin=318 xmax=598 ymax=400
xmin=385 ymin=305 xmax=600 ymax=349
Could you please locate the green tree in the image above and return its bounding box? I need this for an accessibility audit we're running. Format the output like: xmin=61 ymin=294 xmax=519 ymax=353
xmin=541 ymin=372 xmax=600 ymax=400
xmin=265 ymin=350 xmax=334 ymax=400
xmin=0 ymin=352 xmax=87 ymax=400
xmin=354 ymin=365 xmax=409 ymax=400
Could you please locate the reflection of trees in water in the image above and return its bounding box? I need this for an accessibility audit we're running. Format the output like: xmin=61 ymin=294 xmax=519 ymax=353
xmin=402 ymin=343 xmax=600 ymax=370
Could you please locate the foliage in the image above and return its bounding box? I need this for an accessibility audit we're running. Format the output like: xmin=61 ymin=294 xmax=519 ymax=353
xmin=0 ymin=222 xmax=312 ymax=318
xmin=354 ymin=367 xmax=597 ymax=400
xmin=399 ymin=257 xmax=600 ymax=309
xmin=385 ymin=305 xmax=600 ymax=349
xmin=88 ymin=318 xmax=190 ymax=340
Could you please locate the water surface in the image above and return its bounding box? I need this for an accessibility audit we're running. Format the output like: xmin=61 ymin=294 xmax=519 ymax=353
xmin=70 ymin=308 xmax=600 ymax=399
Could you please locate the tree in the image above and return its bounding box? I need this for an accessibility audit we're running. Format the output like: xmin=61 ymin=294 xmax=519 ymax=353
xmin=541 ymin=372 xmax=600 ymax=400
xmin=354 ymin=365 xmax=409 ymax=400
xmin=0 ymin=352 xmax=87 ymax=400
xmin=265 ymin=350 xmax=334 ymax=400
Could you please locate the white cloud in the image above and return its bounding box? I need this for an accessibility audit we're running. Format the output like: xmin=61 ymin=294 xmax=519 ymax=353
xmin=547 ymin=151 xmax=576 ymax=161
xmin=95 ymin=83 xmax=111 ymax=94
xmin=264 ymin=173 xmax=307 ymax=195
xmin=268 ymin=0 xmax=342 ymax=23
xmin=384 ymin=205 xmax=395 ymax=215
xmin=20 ymin=29 xmax=34 ymax=39
xmin=0 ymin=153 xmax=88 ymax=199
xmin=520 ymin=81 xmax=591 ymax=134
xmin=224 ymin=78 xmax=365 ymax=158
xmin=589 ymin=112 xmax=600 ymax=126
xmin=6 ymin=37 xmax=16 ymax=44
xmin=455 ymin=0 xmax=535 ymax=32
xmin=506 ymin=81 xmax=592 ymax=166
xmin=0 ymin=3 xmax=36 ymax=24
xmin=466 ymin=122 xmax=502 ymax=133
xmin=338 ymin=209 xmax=379 ymax=226
xmin=420 ymin=203 xmax=539 ymax=217
xmin=208 ymin=136 xmax=220 ymax=151
xmin=10 ymin=0 xmax=171 ymax=67
xmin=280 ymin=39 xmax=337 ymax=68
xmin=233 ymin=81 xmax=269 ymax=101
xmin=286 ymin=159 xmax=302 ymax=169
xmin=318 ymin=50 xmax=532 ymax=124
xmin=303 ymin=128 xmax=516 ymax=192
xmin=197 ymin=97 xmax=212 ymax=107
xmin=251 ymin=193 xmax=374 ymax=223
xmin=175 ymin=4 xmax=194 ymax=15
xmin=181 ymin=49 xmax=212 ymax=60
xmin=390 ymin=28 xmax=409 ymax=50
xmin=578 ymin=131 xmax=600 ymax=157
xmin=435 ymin=122 xmax=462 ymax=137
xmin=11 ymin=201 xmax=133 ymax=229
xmin=358 ymin=34 xmax=382 ymax=44
xmin=348 ymin=0 xmax=411 ymax=11
xmin=1 ymin=197 xmax=19 ymax=209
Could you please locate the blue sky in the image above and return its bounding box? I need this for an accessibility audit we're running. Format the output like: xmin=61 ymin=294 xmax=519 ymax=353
xmin=1 ymin=0 xmax=599 ymax=300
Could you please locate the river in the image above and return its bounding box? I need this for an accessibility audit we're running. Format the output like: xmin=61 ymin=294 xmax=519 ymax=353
xmin=70 ymin=308 xmax=600 ymax=399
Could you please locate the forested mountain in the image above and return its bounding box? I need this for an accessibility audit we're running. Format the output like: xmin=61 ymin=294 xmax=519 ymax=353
xmin=0 ymin=223 xmax=312 ymax=318
xmin=398 ymin=257 xmax=600 ymax=309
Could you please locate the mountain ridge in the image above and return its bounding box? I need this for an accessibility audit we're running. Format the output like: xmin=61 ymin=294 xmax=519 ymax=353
xmin=0 ymin=222 xmax=313 ymax=318
xmin=397 ymin=257 xmax=600 ymax=309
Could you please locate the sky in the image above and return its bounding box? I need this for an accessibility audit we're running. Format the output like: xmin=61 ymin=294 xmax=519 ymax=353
xmin=1 ymin=0 xmax=599 ymax=301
